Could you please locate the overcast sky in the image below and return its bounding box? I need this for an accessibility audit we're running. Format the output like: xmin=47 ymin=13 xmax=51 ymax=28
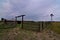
xmin=0 ymin=0 xmax=59 ymax=21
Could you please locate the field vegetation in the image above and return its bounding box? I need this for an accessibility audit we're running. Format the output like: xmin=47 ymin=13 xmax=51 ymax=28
xmin=0 ymin=21 xmax=60 ymax=40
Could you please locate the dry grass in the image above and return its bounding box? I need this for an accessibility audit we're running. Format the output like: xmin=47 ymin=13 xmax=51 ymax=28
xmin=0 ymin=27 xmax=60 ymax=40
xmin=0 ymin=22 xmax=60 ymax=40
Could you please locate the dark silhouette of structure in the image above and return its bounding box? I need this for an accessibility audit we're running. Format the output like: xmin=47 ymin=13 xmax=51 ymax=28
xmin=1 ymin=18 xmax=7 ymax=24
xmin=1 ymin=18 xmax=4 ymax=21
xmin=15 ymin=15 xmax=25 ymax=29
xmin=1 ymin=18 xmax=21 ymax=24
xmin=50 ymin=14 xmax=54 ymax=21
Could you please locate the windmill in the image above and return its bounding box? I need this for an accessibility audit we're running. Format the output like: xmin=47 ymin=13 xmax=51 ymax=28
xmin=50 ymin=14 xmax=54 ymax=21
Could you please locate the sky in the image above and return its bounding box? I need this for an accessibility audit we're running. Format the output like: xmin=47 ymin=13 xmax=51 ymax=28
xmin=0 ymin=0 xmax=59 ymax=21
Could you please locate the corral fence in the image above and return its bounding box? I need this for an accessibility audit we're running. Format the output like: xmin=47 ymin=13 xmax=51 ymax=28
xmin=22 ymin=21 xmax=52 ymax=32
xmin=0 ymin=21 xmax=17 ymax=29
xmin=0 ymin=20 xmax=54 ymax=32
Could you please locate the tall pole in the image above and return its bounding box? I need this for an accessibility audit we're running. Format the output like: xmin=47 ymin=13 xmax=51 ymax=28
xmin=49 ymin=14 xmax=54 ymax=35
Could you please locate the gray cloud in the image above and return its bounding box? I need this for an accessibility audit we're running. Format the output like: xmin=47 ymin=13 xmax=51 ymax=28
xmin=0 ymin=0 xmax=56 ymax=21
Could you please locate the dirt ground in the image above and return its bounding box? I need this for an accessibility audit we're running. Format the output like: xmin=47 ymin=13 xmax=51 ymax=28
xmin=0 ymin=27 xmax=60 ymax=40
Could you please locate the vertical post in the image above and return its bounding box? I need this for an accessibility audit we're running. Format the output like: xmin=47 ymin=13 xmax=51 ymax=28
xmin=40 ymin=21 xmax=43 ymax=32
xmin=15 ymin=17 xmax=17 ymax=23
xmin=38 ymin=22 xmax=40 ymax=32
xmin=21 ymin=16 xmax=23 ymax=29
xmin=42 ymin=21 xmax=43 ymax=30
xmin=15 ymin=17 xmax=17 ymax=26
xmin=21 ymin=15 xmax=25 ymax=29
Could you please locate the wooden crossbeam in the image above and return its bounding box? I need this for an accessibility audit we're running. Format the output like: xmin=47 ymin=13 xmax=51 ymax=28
xmin=15 ymin=15 xmax=25 ymax=29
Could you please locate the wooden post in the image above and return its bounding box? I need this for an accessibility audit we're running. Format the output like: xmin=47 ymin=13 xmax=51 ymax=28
xmin=15 ymin=17 xmax=17 ymax=24
xmin=21 ymin=16 xmax=23 ymax=29
xmin=38 ymin=22 xmax=40 ymax=32
xmin=21 ymin=15 xmax=25 ymax=29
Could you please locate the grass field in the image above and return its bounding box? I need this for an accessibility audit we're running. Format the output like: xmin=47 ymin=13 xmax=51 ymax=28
xmin=0 ymin=21 xmax=60 ymax=33
xmin=49 ymin=22 xmax=60 ymax=34
xmin=0 ymin=21 xmax=60 ymax=40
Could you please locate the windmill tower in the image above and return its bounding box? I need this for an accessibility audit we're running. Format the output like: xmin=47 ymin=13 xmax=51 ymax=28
xmin=50 ymin=14 xmax=54 ymax=21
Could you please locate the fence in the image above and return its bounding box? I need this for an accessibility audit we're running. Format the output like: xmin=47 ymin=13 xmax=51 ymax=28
xmin=22 ymin=21 xmax=52 ymax=32
xmin=0 ymin=21 xmax=17 ymax=29
xmin=0 ymin=21 xmax=53 ymax=32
